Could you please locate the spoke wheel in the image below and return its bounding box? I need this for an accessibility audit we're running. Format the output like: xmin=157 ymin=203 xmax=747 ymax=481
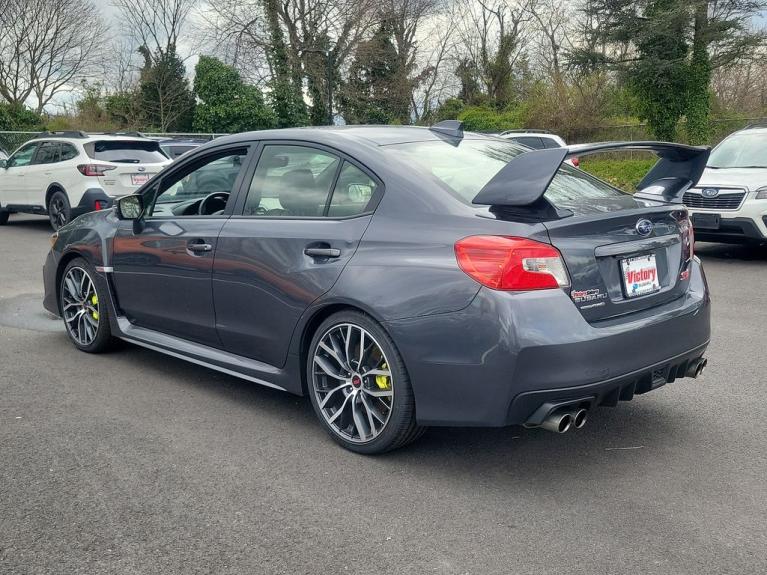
xmin=61 ymin=266 xmax=100 ymax=347
xmin=312 ymin=323 xmax=394 ymax=444
xmin=48 ymin=192 xmax=70 ymax=230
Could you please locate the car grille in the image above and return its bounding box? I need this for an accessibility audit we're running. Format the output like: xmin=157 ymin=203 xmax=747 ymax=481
xmin=683 ymin=190 xmax=745 ymax=210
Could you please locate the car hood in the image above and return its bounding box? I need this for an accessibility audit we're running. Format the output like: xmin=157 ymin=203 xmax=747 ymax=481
xmin=696 ymin=167 xmax=767 ymax=192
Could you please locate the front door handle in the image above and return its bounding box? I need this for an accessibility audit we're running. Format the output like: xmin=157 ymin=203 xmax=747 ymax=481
xmin=304 ymin=247 xmax=341 ymax=258
xmin=188 ymin=241 xmax=212 ymax=253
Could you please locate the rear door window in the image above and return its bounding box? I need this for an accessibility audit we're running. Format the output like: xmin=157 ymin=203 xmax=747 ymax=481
xmin=243 ymin=145 xmax=341 ymax=217
xmin=84 ymin=140 xmax=167 ymax=164
xmin=33 ymin=142 xmax=60 ymax=164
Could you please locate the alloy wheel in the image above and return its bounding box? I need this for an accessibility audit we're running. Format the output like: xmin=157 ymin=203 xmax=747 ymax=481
xmin=49 ymin=196 xmax=67 ymax=229
xmin=312 ymin=323 xmax=394 ymax=443
xmin=61 ymin=267 xmax=100 ymax=346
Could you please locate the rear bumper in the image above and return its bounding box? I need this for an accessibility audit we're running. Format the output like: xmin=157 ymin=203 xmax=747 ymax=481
xmin=385 ymin=259 xmax=711 ymax=427
xmin=70 ymin=188 xmax=113 ymax=219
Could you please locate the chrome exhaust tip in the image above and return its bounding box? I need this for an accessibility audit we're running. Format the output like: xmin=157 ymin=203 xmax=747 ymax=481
xmin=540 ymin=411 xmax=573 ymax=434
xmin=573 ymin=408 xmax=588 ymax=429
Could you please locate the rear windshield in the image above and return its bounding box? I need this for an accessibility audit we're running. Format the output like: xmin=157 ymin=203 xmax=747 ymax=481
xmin=386 ymin=139 xmax=626 ymax=208
xmin=84 ymin=140 xmax=168 ymax=164
xmin=708 ymin=131 xmax=767 ymax=168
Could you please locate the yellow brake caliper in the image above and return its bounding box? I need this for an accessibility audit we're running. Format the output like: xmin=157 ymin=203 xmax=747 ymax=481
xmin=91 ymin=294 xmax=99 ymax=321
xmin=375 ymin=363 xmax=390 ymax=390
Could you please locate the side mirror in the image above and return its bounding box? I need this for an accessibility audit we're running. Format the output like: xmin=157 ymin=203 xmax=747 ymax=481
xmin=116 ymin=194 xmax=144 ymax=220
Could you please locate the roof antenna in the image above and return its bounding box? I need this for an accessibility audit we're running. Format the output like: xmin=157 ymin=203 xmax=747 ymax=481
xmin=429 ymin=120 xmax=464 ymax=139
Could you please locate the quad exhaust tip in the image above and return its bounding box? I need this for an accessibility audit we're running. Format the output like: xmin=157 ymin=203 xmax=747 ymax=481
xmin=539 ymin=407 xmax=589 ymax=433
xmin=540 ymin=411 xmax=573 ymax=434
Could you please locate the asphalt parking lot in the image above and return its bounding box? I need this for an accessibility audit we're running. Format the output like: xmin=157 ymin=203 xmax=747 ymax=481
xmin=1 ymin=214 xmax=766 ymax=575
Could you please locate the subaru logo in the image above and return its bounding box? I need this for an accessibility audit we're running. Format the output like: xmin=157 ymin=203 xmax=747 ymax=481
xmin=701 ymin=188 xmax=718 ymax=198
xmin=137 ymin=166 xmax=146 ymax=172
xmin=636 ymin=219 xmax=654 ymax=237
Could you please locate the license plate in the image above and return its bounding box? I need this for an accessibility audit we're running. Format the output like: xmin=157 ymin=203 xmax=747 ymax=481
xmin=691 ymin=212 xmax=720 ymax=230
xmin=621 ymin=254 xmax=661 ymax=298
xmin=131 ymin=174 xmax=150 ymax=186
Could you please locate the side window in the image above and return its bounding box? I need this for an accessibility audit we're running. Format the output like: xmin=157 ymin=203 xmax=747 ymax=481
xmin=34 ymin=142 xmax=60 ymax=164
xmin=328 ymin=162 xmax=378 ymax=217
xmin=7 ymin=143 xmax=39 ymax=168
xmin=243 ymin=145 xmax=340 ymax=217
xmin=512 ymin=136 xmax=545 ymax=149
xmin=60 ymin=144 xmax=78 ymax=161
xmin=149 ymin=148 xmax=248 ymax=217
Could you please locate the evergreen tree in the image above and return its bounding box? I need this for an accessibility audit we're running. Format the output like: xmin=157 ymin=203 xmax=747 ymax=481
xmin=193 ymin=56 xmax=276 ymax=132
xmin=264 ymin=0 xmax=308 ymax=127
xmin=138 ymin=45 xmax=195 ymax=132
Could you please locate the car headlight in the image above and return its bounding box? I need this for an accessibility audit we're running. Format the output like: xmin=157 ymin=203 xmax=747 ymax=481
xmin=756 ymin=187 xmax=767 ymax=200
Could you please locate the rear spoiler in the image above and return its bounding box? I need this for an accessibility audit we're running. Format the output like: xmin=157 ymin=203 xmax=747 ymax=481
xmin=472 ymin=141 xmax=711 ymax=209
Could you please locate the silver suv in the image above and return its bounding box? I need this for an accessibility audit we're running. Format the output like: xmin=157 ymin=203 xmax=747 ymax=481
xmin=684 ymin=124 xmax=767 ymax=243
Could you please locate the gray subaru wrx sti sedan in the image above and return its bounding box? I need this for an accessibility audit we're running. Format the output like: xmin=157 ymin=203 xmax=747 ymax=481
xmin=43 ymin=122 xmax=711 ymax=453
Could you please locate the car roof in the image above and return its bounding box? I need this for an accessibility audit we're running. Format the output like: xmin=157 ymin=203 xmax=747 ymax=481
xmin=212 ymin=125 xmax=498 ymax=149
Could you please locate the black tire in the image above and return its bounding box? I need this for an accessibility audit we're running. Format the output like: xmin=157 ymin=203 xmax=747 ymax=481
xmin=59 ymin=257 xmax=115 ymax=353
xmin=306 ymin=310 xmax=425 ymax=454
xmin=0 ymin=210 xmax=9 ymax=225
xmin=48 ymin=190 xmax=71 ymax=231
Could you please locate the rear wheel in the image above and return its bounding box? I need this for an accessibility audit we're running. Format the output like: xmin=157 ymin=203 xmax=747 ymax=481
xmin=0 ymin=210 xmax=9 ymax=225
xmin=59 ymin=258 xmax=114 ymax=353
xmin=307 ymin=311 xmax=424 ymax=454
xmin=48 ymin=190 xmax=71 ymax=231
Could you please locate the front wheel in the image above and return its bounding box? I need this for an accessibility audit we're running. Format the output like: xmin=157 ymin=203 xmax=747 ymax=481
xmin=307 ymin=311 xmax=424 ymax=454
xmin=48 ymin=190 xmax=71 ymax=230
xmin=59 ymin=258 xmax=115 ymax=353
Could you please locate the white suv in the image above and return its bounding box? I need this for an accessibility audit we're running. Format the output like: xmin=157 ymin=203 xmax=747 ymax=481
xmin=0 ymin=131 xmax=171 ymax=229
xmin=684 ymin=125 xmax=767 ymax=244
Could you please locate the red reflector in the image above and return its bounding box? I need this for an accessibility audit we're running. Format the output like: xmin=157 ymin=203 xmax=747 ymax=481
xmin=454 ymin=236 xmax=570 ymax=291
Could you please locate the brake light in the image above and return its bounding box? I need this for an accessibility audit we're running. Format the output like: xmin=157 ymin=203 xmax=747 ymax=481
xmin=77 ymin=164 xmax=116 ymax=177
xmin=454 ymin=236 xmax=570 ymax=290
xmin=676 ymin=210 xmax=694 ymax=263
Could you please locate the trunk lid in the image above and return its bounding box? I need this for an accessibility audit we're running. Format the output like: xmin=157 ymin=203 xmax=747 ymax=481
xmin=543 ymin=202 xmax=691 ymax=322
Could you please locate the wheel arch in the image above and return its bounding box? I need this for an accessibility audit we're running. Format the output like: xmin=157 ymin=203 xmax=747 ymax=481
xmin=53 ymin=250 xmax=88 ymax=314
xmin=45 ymin=183 xmax=67 ymax=208
xmin=295 ymin=301 xmax=395 ymax=396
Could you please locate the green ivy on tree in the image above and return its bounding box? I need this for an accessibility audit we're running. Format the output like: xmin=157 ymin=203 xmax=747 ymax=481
xmin=193 ymin=56 xmax=276 ymax=133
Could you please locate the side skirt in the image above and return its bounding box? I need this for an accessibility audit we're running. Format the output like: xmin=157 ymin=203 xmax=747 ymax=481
xmin=115 ymin=317 xmax=301 ymax=394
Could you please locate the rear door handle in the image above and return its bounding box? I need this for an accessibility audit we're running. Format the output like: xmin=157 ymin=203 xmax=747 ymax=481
xmin=188 ymin=241 xmax=213 ymax=253
xmin=304 ymin=247 xmax=341 ymax=258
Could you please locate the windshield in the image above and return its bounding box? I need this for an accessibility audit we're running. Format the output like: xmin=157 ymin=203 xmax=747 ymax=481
xmin=708 ymin=132 xmax=767 ymax=168
xmin=85 ymin=140 xmax=168 ymax=164
xmin=385 ymin=139 xmax=626 ymax=209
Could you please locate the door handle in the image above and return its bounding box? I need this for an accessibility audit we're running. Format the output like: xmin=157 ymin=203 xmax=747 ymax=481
xmin=188 ymin=241 xmax=213 ymax=253
xmin=304 ymin=247 xmax=341 ymax=258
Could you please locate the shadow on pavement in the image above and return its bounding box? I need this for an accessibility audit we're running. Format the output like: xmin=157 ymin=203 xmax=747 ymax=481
xmin=695 ymin=241 xmax=767 ymax=262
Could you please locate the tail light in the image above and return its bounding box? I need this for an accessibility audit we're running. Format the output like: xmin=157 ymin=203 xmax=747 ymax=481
xmin=676 ymin=210 xmax=694 ymax=263
xmin=94 ymin=200 xmax=109 ymax=211
xmin=571 ymin=157 xmax=580 ymax=167
xmin=454 ymin=236 xmax=570 ymax=291
xmin=77 ymin=164 xmax=115 ymax=177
